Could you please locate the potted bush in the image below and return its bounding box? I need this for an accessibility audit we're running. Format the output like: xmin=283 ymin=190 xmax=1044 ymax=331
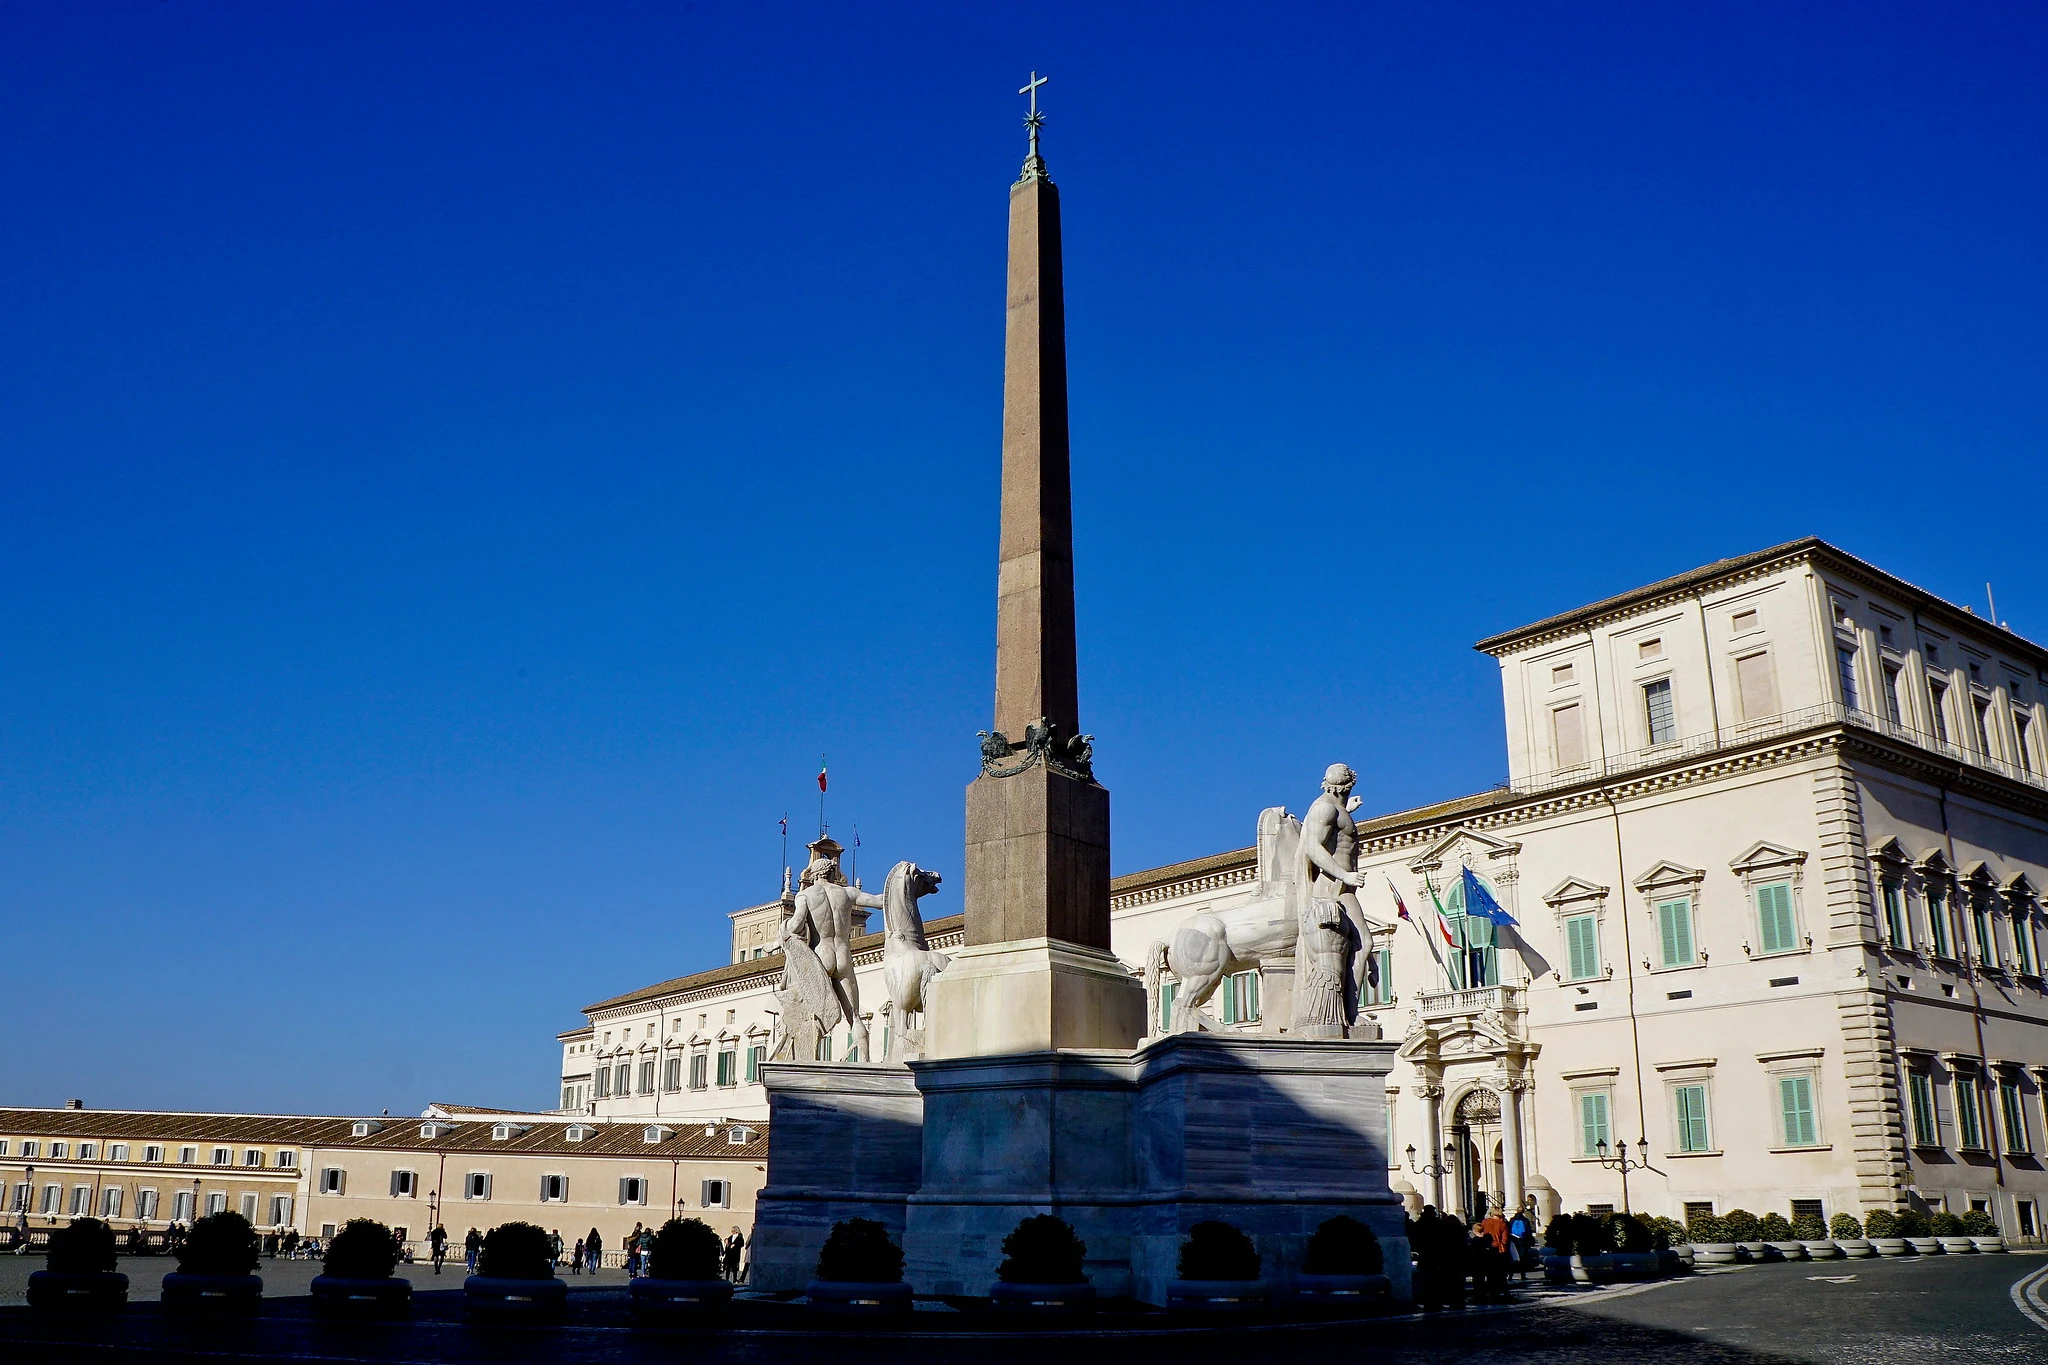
xmin=1165 ymin=1220 xmax=1267 ymax=1312
xmin=1722 ymin=1208 xmax=1764 ymax=1261
xmin=1828 ymin=1212 xmax=1872 ymax=1258
xmin=1687 ymin=1213 xmax=1737 ymax=1265
xmin=1930 ymin=1211 xmax=1975 ymax=1254
xmin=1645 ymin=1215 xmax=1691 ymax=1271
xmin=1541 ymin=1214 xmax=1577 ymax=1283
xmin=630 ymin=1218 xmax=733 ymax=1320
xmin=1861 ymin=1209 xmax=1907 ymax=1256
xmin=311 ymin=1220 xmax=411 ymax=1317
xmin=989 ymin=1215 xmax=1095 ymax=1314
xmin=1958 ymin=1209 xmax=2005 ymax=1253
xmin=465 ymin=1221 xmax=569 ymax=1319
xmin=1286 ymin=1215 xmax=1389 ymax=1308
xmin=1607 ymin=1213 xmax=1661 ymax=1280
xmin=27 ymin=1217 xmax=127 ymax=1312
xmin=807 ymin=1218 xmax=912 ymax=1316
xmin=162 ymin=1212 xmax=263 ymax=1315
xmin=1792 ymin=1212 xmax=1837 ymax=1259
xmin=1757 ymin=1212 xmax=1805 ymax=1261
xmin=1896 ymin=1207 xmax=1939 ymax=1254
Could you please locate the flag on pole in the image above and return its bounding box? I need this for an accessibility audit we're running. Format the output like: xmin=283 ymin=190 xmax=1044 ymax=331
xmin=1459 ymin=865 xmax=1518 ymax=927
xmin=1392 ymin=875 xmax=1451 ymax=981
xmin=1422 ymin=874 xmax=1459 ymax=948
xmin=1385 ymin=876 xmax=1413 ymax=923
xmin=818 ymin=756 xmax=828 ymax=792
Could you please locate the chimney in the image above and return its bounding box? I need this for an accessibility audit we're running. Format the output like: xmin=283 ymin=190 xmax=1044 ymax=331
xmin=64 ymin=1099 xmax=82 ymax=1110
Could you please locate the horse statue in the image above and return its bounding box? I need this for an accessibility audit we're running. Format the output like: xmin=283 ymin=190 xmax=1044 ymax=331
xmin=880 ymin=861 xmax=948 ymax=1060
xmin=1151 ymin=807 xmax=1305 ymax=1034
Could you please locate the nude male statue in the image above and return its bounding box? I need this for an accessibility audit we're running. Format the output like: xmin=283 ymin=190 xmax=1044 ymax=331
xmin=1301 ymin=762 xmax=1375 ymax=1027
xmin=782 ymin=842 xmax=884 ymax=1060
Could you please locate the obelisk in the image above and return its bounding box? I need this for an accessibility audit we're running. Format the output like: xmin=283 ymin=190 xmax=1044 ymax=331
xmin=925 ymin=74 xmax=1148 ymax=1058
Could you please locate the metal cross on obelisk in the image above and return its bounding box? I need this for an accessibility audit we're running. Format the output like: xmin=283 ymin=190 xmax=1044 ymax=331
xmin=1018 ymin=71 xmax=1049 ymax=182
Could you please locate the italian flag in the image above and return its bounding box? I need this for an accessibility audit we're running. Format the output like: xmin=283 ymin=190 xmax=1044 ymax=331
xmin=818 ymin=757 xmax=828 ymax=793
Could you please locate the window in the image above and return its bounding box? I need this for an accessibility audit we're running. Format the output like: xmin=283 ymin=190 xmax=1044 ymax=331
xmin=689 ymin=1054 xmax=709 ymax=1090
xmin=78 ymin=1143 xmax=95 ymax=1160
xmin=1643 ymin=679 xmax=1676 ymax=746
xmin=144 ymin=1145 xmax=162 ymax=1163
xmin=594 ymin=1067 xmax=611 ymax=1099
xmin=1673 ymin=1084 xmax=1712 ymax=1153
xmin=137 ymin=1188 xmax=158 ymax=1220
xmin=318 ymin=1168 xmax=345 ymax=1195
xmin=1973 ymin=695 xmax=1994 ymax=756
xmin=1790 ymin=1199 xmax=1825 ymax=1224
xmin=1551 ymin=663 xmax=1574 ymax=686
xmin=1755 ymin=880 xmax=1798 ymax=954
xmin=1928 ymin=888 xmax=1953 ymax=957
xmin=109 ymin=1144 xmax=128 ymax=1162
xmin=1971 ymin=896 xmax=1997 ymax=967
xmin=1638 ymin=637 xmax=1662 ymax=661
xmin=614 ymin=1063 xmax=632 ymax=1096
xmin=243 ymin=1149 xmax=263 ymax=1167
xmin=1552 ymin=704 xmax=1585 ymax=769
xmin=390 ymin=1170 xmax=417 ymax=1198
xmin=717 ymin=1049 xmax=738 ymax=1087
xmin=1158 ymin=980 xmax=1178 ymax=1032
xmin=464 ymin=1172 xmax=491 ymax=1200
xmin=1731 ymin=609 xmax=1758 ymax=634
xmin=1955 ymin=1076 xmax=1986 ymax=1151
xmin=747 ymin=1044 xmax=766 ymax=1082
xmin=663 ymin=1057 xmax=683 ymax=1092
xmin=1908 ymin=1071 xmax=1939 ymax=1146
xmin=1578 ymin=1091 xmax=1612 ymax=1156
xmin=1219 ymin=970 xmax=1260 ymax=1024
xmin=205 ymin=1193 xmax=226 ymax=1216
xmin=101 ymin=1187 xmax=122 ymax=1218
xmin=2000 ymin=1079 xmax=2032 ymax=1155
xmin=239 ymin=1193 xmax=258 ymax=1221
xmin=171 ymin=1190 xmax=193 ymax=1222
xmin=700 ymin=1179 xmax=731 ymax=1209
xmin=0 ymin=1141 xmax=8 ymax=1157
xmin=1928 ymin=679 xmax=1951 ymax=743
xmin=1778 ymin=1075 xmax=1820 ymax=1147
xmin=1882 ymin=662 xmax=1904 ymax=723
xmin=1836 ymin=644 xmax=1860 ymax=710
xmin=212 ymin=1147 xmax=231 ymax=1166
xmin=540 ymin=1174 xmax=567 ymax=1203
xmin=1361 ymin=946 xmax=1395 ymax=1005
xmin=2016 ymin=911 xmax=2039 ymax=976
xmin=1565 ymin=913 xmax=1601 ymax=981
xmin=276 ymin=1150 xmax=295 ymax=1170
xmin=618 ymin=1176 xmax=647 ymax=1206
xmin=1735 ymin=651 xmax=1778 ymax=720
xmin=2017 ymin=713 xmax=2035 ymax=773
xmin=19 ymin=1141 xmax=36 ymax=1159
xmin=49 ymin=1141 xmax=70 ymax=1159
xmin=1656 ymin=896 xmax=1696 ymax=967
xmin=269 ymin=1195 xmax=293 ymax=1227
xmin=638 ymin=1060 xmax=656 ymax=1095
xmin=562 ymin=1085 xmax=578 ymax=1110
xmin=70 ymin=1186 xmax=91 ymax=1216
xmin=1881 ymin=880 xmax=1909 ymax=948
xmin=1684 ymin=1201 xmax=1716 ymax=1224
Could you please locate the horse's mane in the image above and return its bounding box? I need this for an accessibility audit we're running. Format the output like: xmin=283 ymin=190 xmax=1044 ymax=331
xmin=883 ymin=859 xmax=930 ymax=949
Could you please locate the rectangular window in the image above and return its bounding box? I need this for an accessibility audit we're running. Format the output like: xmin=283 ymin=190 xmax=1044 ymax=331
xmin=70 ymin=1186 xmax=91 ymax=1216
xmin=663 ymin=1057 xmax=683 ymax=1092
xmin=1736 ymin=651 xmax=1778 ymax=720
xmin=1361 ymin=946 xmax=1395 ymax=1004
xmin=638 ymin=1060 xmax=656 ymax=1095
xmin=618 ymin=1176 xmax=647 ymax=1206
xmin=390 ymin=1170 xmax=416 ymax=1198
xmin=1882 ymin=662 xmax=1904 ymax=723
xmin=464 ymin=1172 xmax=491 ymax=1200
xmin=2016 ymin=913 xmax=2038 ymax=976
xmin=1643 ymin=679 xmax=1676 ymax=746
xmin=1973 ymin=696 xmax=1993 ymax=756
xmin=1836 ymin=644 xmax=1860 ymax=710
xmin=137 ymin=1189 xmax=158 ymax=1220
xmin=1578 ymin=1090 xmax=1612 ymax=1156
xmin=717 ymin=1049 xmax=737 ymax=1086
xmin=144 ymin=1145 xmax=162 ymax=1163
xmin=1778 ymin=1075 xmax=1819 ymax=1147
xmin=1673 ymin=1083 xmax=1712 ymax=1152
xmin=78 ymin=1143 xmax=95 ymax=1160
xmin=205 ymin=1193 xmax=226 ymax=1216
xmin=269 ymin=1195 xmax=293 ymax=1227
xmin=276 ymin=1150 xmax=295 ymax=1170
xmin=171 ymin=1190 xmax=193 ymax=1222
xmin=1928 ymin=889 xmax=1953 ymax=957
xmin=1756 ymin=880 xmax=1798 ymax=954
xmin=19 ymin=1142 xmax=36 ymax=1159
xmin=1972 ymin=898 xmax=1997 ymax=967
xmin=1955 ymin=1077 xmax=1985 ymax=1150
xmin=747 ymin=1044 xmax=766 ymax=1082
xmin=2017 ymin=713 xmax=2035 ymax=773
xmin=319 ymin=1168 xmax=345 ymax=1195
xmin=1731 ymin=608 xmax=1758 ymax=634
xmin=689 ymin=1054 xmax=709 ymax=1090
xmin=1159 ymin=979 xmax=1178 ymax=1032
xmin=594 ymin=1067 xmax=611 ymax=1099
xmin=1565 ymin=913 xmax=1601 ymax=981
xmin=2001 ymin=1080 xmax=2032 ymax=1155
xmin=243 ymin=1149 xmax=262 ymax=1167
xmin=540 ymin=1174 xmax=567 ymax=1203
xmin=50 ymin=1142 xmax=67 ymax=1159
xmin=1656 ymin=896 xmax=1695 ymax=967
xmin=1928 ymin=679 xmax=1951 ymax=743
xmin=1552 ymin=703 xmax=1585 ymax=769
xmin=239 ymin=1193 xmax=258 ymax=1221
xmin=101 ymin=1187 xmax=122 ymax=1219
xmin=212 ymin=1147 xmax=231 ymax=1166
xmin=1219 ymin=970 xmax=1260 ymax=1024
xmin=701 ymin=1179 xmax=730 ymax=1208
xmin=614 ymin=1063 xmax=631 ymax=1095
xmin=1881 ymin=880 xmax=1909 ymax=948
xmin=109 ymin=1144 xmax=128 ymax=1162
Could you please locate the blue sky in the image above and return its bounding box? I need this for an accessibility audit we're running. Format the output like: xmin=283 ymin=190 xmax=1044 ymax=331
xmin=3 ymin=3 xmax=2042 ymax=1115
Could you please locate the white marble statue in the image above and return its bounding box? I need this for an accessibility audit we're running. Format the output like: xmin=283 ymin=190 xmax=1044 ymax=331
xmin=1154 ymin=806 xmax=1304 ymax=1033
xmin=769 ymin=838 xmax=882 ymax=1062
xmin=879 ymin=861 xmax=947 ymax=1060
xmin=1297 ymin=762 xmax=1373 ymax=1033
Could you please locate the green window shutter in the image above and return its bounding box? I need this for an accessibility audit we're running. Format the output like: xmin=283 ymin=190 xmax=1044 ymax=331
xmin=1929 ymin=893 xmax=1950 ymax=956
xmin=1674 ymin=1084 xmax=1710 ymax=1152
xmin=1657 ymin=899 xmax=1692 ymax=967
xmin=1956 ymin=1082 xmax=1983 ymax=1149
xmin=1908 ymin=1072 xmax=1937 ymax=1145
xmin=1757 ymin=882 xmax=1796 ymax=954
xmin=2015 ymin=917 xmax=2036 ymax=974
xmin=1160 ymin=981 xmax=1177 ymax=1031
xmin=1220 ymin=976 xmax=1237 ymax=1024
xmin=1246 ymin=970 xmax=1260 ymax=1021
xmin=1779 ymin=1076 xmax=1816 ymax=1146
xmin=1579 ymin=1092 xmax=1610 ymax=1156
xmin=1566 ymin=915 xmax=1598 ymax=980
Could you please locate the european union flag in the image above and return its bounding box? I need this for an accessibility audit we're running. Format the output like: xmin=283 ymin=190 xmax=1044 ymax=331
xmin=1460 ymin=866 xmax=1519 ymax=927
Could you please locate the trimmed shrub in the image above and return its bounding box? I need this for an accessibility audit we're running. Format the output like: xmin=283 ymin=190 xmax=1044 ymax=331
xmin=176 ymin=1212 xmax=259 ymax=1276
xmin=1722 ymin=1209 xmax=1760 ymax=1241
xmin=477 ymin=1223 xmax=556 ymax=1280
xmin=1572 ymin=1212 xmax=1616 ymax=1255
xmin=324 ymin=1220 xmax=399 ymax=1280
xmin=1686 ymin=1213 xmax=1727 ymax=1244
xmin=1861 ymin=1209 xmax=1898 ymax=1238
xmin=1790 ymin=1213 xmax=1827 ymax=1240
xmin=1756 ymin=1213 xmax=1792 ymax=1241
xmin=1958 ymin=1209 xmax=1999 ymax=1237
xmin=997 ymin=1215 xmax=1087 ymax=1284
xmin=816 ymin=1219 xmax=903 ymax=1284
xmin=1610 ymin=1213 xmax=1656 ymax=1253
xmin=1542 ymin=1214 xmax=1575 ymax=1255
xmin=1894 ymin=1208 xmax=1931 ymax=1238
xmin=1176 ymin=1221 xmax=1259 ymax=1281
xmin=1929 ymin=1211 xmax=1963 ymax=1237
xmin=1645 ymin=1215 xmax=1686 ymax=1249
xmin=1301 ymin=1216 xmax=1382 ymax=1276
xmin=1829 ymin=1212 xmax=1863 ymax=1239
xmin=46 ymin=1218 xmax=117 ymax=1275
xmin=649 ymin=1218 xmax=723 ymax=1281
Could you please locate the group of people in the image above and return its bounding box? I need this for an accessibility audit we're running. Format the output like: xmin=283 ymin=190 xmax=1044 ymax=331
xmin=1408 ymin=1204 xmax=1538 ymax=1311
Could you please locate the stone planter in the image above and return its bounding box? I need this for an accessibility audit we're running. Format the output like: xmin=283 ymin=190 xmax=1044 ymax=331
xmin=1164 ymin=1279 xmax=1270 ymax=1312
xmin=628 ymin=1277 xmax=734 ymax=1320
xmin=1284 ymin=1273 xmax=1390 ymax=1308
xmin=1801 ymin=1240 xmax=1841 ymax=1260
xmin=161 ymin=1272 xmax=263 ymax=1316
xmin=1764 ymin=1241 xmax=1808 ymax=1261
xmin=1608 ymin=1252 xmax=1660 ymax=1280
xmin=1736 ymin=1241 xmax=1768 ymax=1260
xmin=1937 ymin=1236 xmax=1977 ymax=1254
xmin=989 ymin=1281 xmax=1098 ymax=1314
xmin=310 ymin=1274 xmax=411 ymax=1318
xmin=463 ymin=1275 xmax=568 ymax=1320
xmin=1542 ymin=1254 xmax=1574 ymax=1284
xmin=1834 ymin=1239 xmax=1874 ymax=1258
xmin=806 ymin=1280 xmax=913 ymax=1316
xmin=1906 ymin=1237 xmax=1943 ymax=1254
xmin=1869 ymin=1238 xmax=1910 ymax=1256
xmin=26 ymin=1270 xmax=128 ymax=1312
xmin=1656 ymin=1248 xmax=1689 ymax=1275
xmin=1691 ymin=1242 xmax=1740 ymax=1265
xmin=1970 ymin=1236 xmax=2007 ymax=1253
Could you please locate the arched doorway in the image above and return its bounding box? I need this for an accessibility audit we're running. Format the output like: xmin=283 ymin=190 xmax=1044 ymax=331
xmin=1450 ymin=1087 xmax=1503 ymax=1218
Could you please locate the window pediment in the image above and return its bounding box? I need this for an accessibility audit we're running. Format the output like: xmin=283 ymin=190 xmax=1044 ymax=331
xmin=1543 ymin=877 xmax=1609 ymax=908
xmin=1960 ymin=860 xmax=1996 ymax=887
xmin=1631 ymin=860 xmax=1705 ymax=893
xmin=1869 ymin=836 xmax=1912 ymax=867
xmin=2003 ymin=872 xmax=2038 ymax=901
xmin=1409 ymin=827 xmax=1522 ymax=873
xmin=1915 ymin=848 xmax=1954 ymax=875
xmin=1728 ymin=841 xmax=1807 ymax=876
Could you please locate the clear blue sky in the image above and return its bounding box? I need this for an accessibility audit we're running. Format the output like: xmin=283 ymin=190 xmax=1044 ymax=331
xmin=3 ymin=3 xmax=2042 ymax=1116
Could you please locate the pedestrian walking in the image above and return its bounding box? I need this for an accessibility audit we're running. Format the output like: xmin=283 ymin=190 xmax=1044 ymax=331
xmin=723 ymin=1227 xmax=744 ymax=1282
xmin=626 ymin=1220 xmax=644 ymax=1277
xmin=463 ymin=1227 xmax=482 ymax=1273
xmin=571 ymin=1237 xmax=585 ymax=1274
xmin=428 ymin=1225 xmax=447 ymax=1275
xmin=585 ymin=1227 xmax=603 ymax=1275
xmin=548 ymin=1228 xmax=563 ymax=1268
xmin=1507 ymin=1207 xmax=1534 ymax=1281
xmin=638 ymin=1226 xmax=655 ymax=1277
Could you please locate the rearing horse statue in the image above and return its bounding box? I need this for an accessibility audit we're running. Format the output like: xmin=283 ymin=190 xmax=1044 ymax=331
xmin=881 ymin=861 xmax=948 ymax=1060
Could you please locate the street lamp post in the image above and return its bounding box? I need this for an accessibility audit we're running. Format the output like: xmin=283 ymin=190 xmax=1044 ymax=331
xmin=1594 ymin=1139 xmax=1647 ymax=1215
xmin=1405 ymin=1141 xmax=1461 ymax=1211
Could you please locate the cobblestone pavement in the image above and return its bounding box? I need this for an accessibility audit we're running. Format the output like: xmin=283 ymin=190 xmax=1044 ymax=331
xmin=0 ymin=1254 xmax=2038 ymax=1362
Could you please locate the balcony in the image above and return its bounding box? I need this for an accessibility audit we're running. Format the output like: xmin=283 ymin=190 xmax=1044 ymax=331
xmin=1417 ymin=983 xmax=1525 ymax=1022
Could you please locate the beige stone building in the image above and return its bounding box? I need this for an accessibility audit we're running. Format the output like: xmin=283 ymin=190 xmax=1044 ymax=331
xmin=565 ymin=537 xmax=2048 ymax=1238
xmin=0 ymin=1102 xmax=766 ymax=1254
